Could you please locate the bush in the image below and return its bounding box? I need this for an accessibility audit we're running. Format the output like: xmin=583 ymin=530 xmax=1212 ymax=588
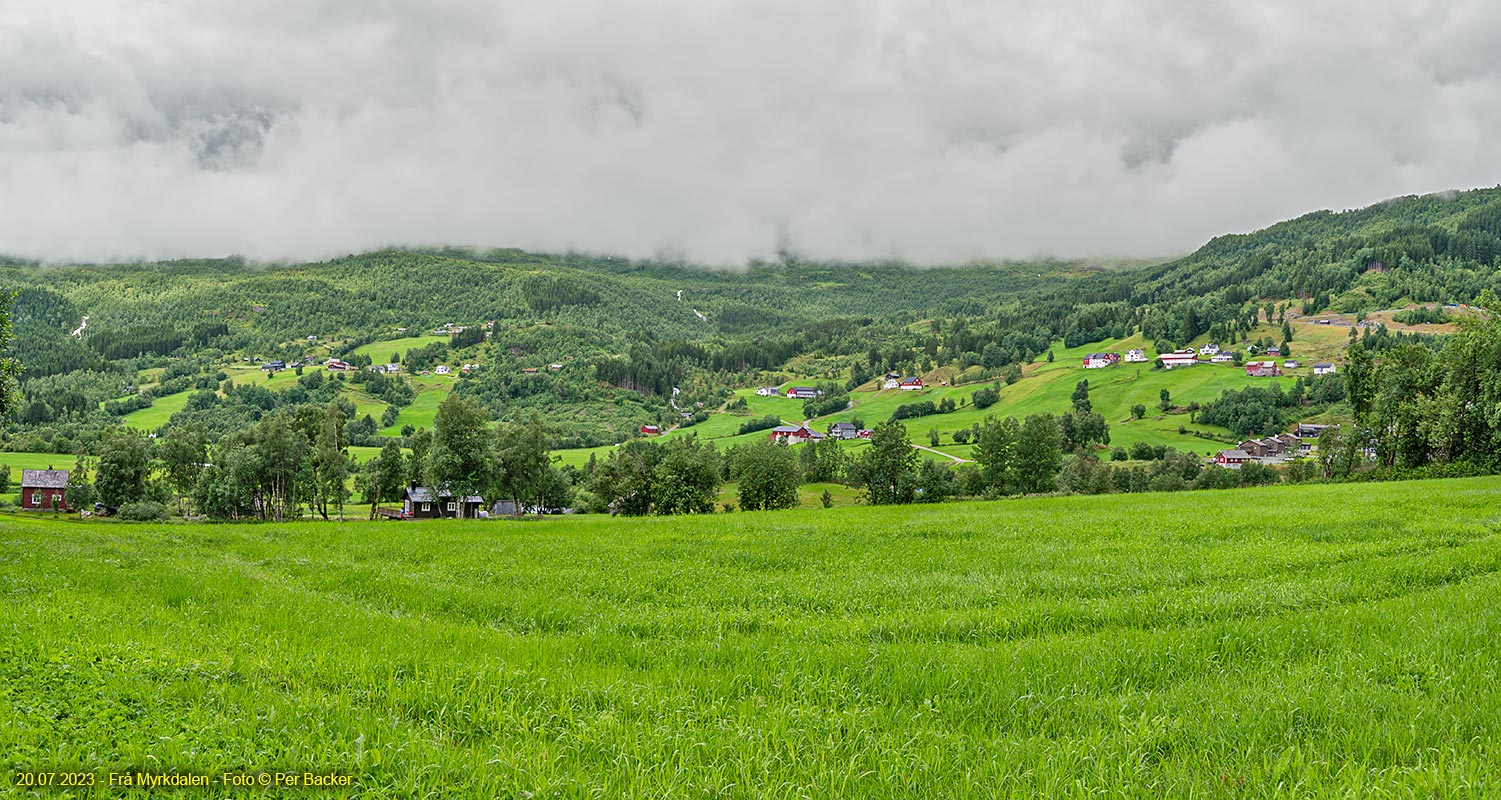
xmin=118 ymin=501 xmax=169 ymax=522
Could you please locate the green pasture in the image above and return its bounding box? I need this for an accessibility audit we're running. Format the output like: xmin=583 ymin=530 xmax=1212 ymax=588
xmin=378 ymin=376 xmax=454 ymax=435
xmin=120 ymin=389 xmax=194 ymax=432
xmin=0 ymin=453 xmax=80 ymax=485
xmin=347 ymin=335 xmax=450 ymax=364
xmin=3 ymin=477 xmax=1499 ymax=796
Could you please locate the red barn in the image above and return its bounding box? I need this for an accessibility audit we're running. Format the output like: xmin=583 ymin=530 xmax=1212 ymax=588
xmin=21 ymin=469 xmax=70 ymax=512
xmin=640 ymin=424 xmax=660 ymax=436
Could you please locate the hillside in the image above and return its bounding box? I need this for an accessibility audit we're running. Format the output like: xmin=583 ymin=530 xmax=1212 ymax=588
xmin=0 ymin=186 xmax=1497 ymax=510
xmin=4 ymin=477 xmax=1498 ymax=795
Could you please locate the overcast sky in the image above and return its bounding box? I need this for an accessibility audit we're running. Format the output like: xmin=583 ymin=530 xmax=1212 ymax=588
xmin=2 ymin=1 xmax=1500 ymax=265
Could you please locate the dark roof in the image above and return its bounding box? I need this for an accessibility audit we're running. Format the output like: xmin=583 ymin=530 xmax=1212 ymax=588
xmin=1314 ymin=362 xmax=1335 ymax=368
xmin=22 ymin=469 xmax=69 ymax=489
xmin=405 ymin=486 xmax=435 ymax=503
xmin=830 ymin=422 xmax=857 ymax=430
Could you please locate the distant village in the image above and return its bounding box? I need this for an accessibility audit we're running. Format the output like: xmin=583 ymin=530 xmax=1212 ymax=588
xmin=1081 ymin=344 xmax=1340 ymax=469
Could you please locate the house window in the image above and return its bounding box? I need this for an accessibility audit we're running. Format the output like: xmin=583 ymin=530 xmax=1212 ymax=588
xmin=421 ymin=503 xmax=430 ymax=512
xmin=446 ymin=502 xmax=456 ymax=511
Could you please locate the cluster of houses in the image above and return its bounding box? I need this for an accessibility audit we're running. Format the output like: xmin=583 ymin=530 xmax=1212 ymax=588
xmin=769 ymin=421 xmax=871 ymax=443
xmin=1212 ymin=423 xmax=1333 ymax=468
xmin=881 ymin=375 xmax=925 ymax=390
xmin=1084 ymin=346 xmax=1337 ymax=377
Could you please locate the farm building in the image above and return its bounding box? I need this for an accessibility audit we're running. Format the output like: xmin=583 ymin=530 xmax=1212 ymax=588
xmin=1313 ymin=362 xmax=1337 ymax=375
xmin=1245 ymin=361 xmax=1282 ymax=377
xmin=1210 ymin=353 xmax=1235 ymax=363
xmin=640 ymin=424 xmax=661 ymax=436
xmin=1124 ymin=349 xmax=1148 ymax=363
xmin=1082 ymin=353 xmax=1120 ymax=369
xmin=755 ymin=386 xmax=780 ymax=396
xmin=786 ymin=386 xmax=822 ymax=399
xmin=1283 ymin=360 xmax=1300 ymax=369
xmin=899 ymin=377 xmax=924 ymax=390
xmin=882 ymin=377 xmax=901 ymax=389
xmin=20 ymin=469 xmax=70 ymax=512
xmin=769 ymin=425 xmax=823 ymax=444
xmin=1199 ymin=343 xmax=1221 ymax=356
xmin=1159 ymin=351 xmax=1199 ymax=369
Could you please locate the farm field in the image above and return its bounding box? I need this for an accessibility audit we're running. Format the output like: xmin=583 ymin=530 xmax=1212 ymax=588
xmin=4 ymin=477 xmax=1500 ymax=796
xmin=346 ymin=334 xmax=450 ymax=364
xmin=120 ymin=389 xmax=193 ymax=432
xmin=378 ymin=375 xmax=454 ymax=435
xmin=0 ymin=452 xmax=80 ymax=485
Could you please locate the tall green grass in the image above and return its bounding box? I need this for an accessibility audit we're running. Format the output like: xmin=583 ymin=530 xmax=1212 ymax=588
xmin=3 ymin=477 xmax=1499 ymax=796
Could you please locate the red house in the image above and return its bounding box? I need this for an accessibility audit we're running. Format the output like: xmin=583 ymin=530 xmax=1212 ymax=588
xmin=21 ymin=469 xmax=70 ymax=511
xmin=768 ymin=425 xmax=824 ymax=444
xmin=899 ymin=377 xmax=925 ymax=390
xmin=1213 ymin=450 xmax=1250 ymax=469
xmin=641 ymin=424 xmax=661 ymax=436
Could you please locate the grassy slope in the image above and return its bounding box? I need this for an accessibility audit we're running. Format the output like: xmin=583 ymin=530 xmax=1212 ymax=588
xmin=2 ymin=477 xmax=1499 ymax=796
xmin=120 ymin=389 xmax=194 ymax=432
xmin=346 ymin=335 xmax=451 ymax=364
xmin=553 ymin=321 xmax=1345 ymax=466
xmin=378 ymin=375 xmax=455 ymax=435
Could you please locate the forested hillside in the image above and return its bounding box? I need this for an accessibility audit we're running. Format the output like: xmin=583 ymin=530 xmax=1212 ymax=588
xmin=2 ymin=186 xmax=1501 ymax=518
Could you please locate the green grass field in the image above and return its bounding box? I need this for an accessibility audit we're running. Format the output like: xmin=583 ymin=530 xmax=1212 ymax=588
xmin=347 ymin=335 xmax=450 ymax=365
xmin=3 ymin=477 xmax=1499 ymax=796
xmin=378 ymin=375 xmax=454 ymax=435
xmin=0 ymin=452 xmax=79 ymax=485
xmin=120 ymin=390 xmax=194 ymax=432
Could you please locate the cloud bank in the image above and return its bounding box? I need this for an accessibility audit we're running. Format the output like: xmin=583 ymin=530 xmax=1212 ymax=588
xmin=3 ymin=1 xmax=1501 ymax=264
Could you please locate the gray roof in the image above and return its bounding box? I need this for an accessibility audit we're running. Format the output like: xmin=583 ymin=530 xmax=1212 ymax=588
xmin=1314 ymin=362 xmax=1335 ymax=368
xmin=830 ymin=422 xmax=857 ymax=430
xmin=1219 ymin=450 xmax=1250 ymax=459
xmin=22 ymin=469 xmax=69 ymax=488
xmin=407 ymin=486 xmax=484 ymax=504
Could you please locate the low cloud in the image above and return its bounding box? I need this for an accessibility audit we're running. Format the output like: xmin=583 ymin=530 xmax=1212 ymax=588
xmin=3 ymin=0 xmax=1501 ymax=265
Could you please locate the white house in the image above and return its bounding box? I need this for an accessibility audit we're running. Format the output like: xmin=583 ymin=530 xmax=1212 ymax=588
xmin=434 ymin=365 xmax=452 ymax=375
xmin=1123 ymin=349 xmax=1148 ymax=363
xmin=1313 ymin=362 xmax=1337 ymax=375
xmin=1199 ymin=343 xmax=1221 ymax=356
xmin=1210 ymin=353 xmax=1235 ymax=363
xmin=1082 ymin=353 xmax=1120 ymax=369
xmin=882 ymin=377 xmax=901 ymax=390
xmin=1159 ymin=351 xmax=1198 ymax=369
xmin=755 ymin=386 xmax=780 ymax=397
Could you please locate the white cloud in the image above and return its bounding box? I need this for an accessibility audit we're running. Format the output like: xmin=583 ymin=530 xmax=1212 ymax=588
xmin=2 ymin=0 xmax=1501 ymax=264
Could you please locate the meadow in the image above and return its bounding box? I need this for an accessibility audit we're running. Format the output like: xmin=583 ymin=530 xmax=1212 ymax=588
xmin=3 ymin=477 xmax=1499 ymax=797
